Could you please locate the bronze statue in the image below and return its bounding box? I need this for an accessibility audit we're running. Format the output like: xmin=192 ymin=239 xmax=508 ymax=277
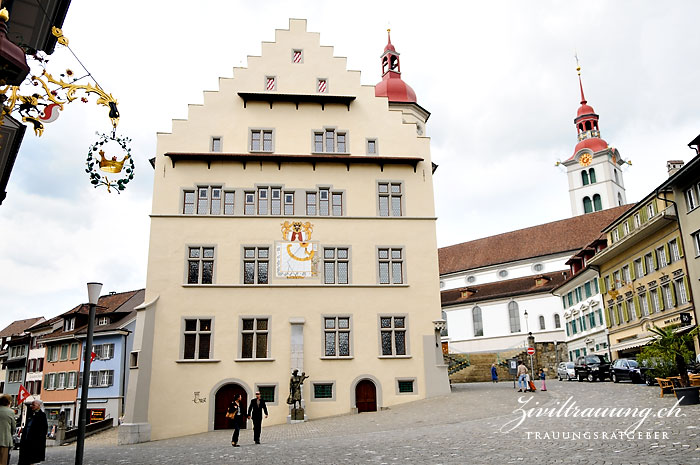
xmin=286 ymin=369 xmax=309 ymax=409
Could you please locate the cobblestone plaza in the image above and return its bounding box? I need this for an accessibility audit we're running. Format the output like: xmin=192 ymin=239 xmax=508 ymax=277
xmin=14 ymin=380 xmax=699 ymax=464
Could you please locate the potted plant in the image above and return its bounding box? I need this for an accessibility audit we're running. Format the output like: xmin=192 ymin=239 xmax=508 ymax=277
xmin=638 ymin=325 xmax=699 ymax=405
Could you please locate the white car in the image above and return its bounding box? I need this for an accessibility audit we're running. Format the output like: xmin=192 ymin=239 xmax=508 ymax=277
xmin=557 ymin=361 xmax=575 ymax=381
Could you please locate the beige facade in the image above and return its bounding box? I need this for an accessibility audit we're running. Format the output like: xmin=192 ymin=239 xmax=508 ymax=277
xmin=589 ymin=195 xmax=695 ymax=359
xmin=120 ymin=19 xmax=449 ymax=443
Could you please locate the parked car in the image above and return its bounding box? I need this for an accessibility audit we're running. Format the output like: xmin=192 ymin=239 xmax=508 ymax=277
xmin=575 ymin=354 xmax=610 ymax=382
xmin=611 ymin=358 xmax=643 ymax=383
xmin=557 ymin=361 xmax=575 ymax=381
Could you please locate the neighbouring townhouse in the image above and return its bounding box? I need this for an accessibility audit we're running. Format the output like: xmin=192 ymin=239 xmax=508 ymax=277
xmin=0 ymin=317 xmax=44 ymax=396
xmin=654 ymin=145 xmax=700 ymax=354
xmin=38 ymin=289 xmax=144 ymax=428
xmin=76 ymin=290 xmax=143 ymax=424
xmin=1 ymin=317 xmax=44 ymax=409
xmin=588 ymin=164 xmax=696 ymax=359
xmin=552 ymin=238 xmax=612 ymax=362
xmin=121 ymin=19 xmax=449 ymax=443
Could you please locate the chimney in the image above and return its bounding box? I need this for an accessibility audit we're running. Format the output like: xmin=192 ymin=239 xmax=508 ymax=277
xmin=667 ymin=160 xmax=684 ymax=177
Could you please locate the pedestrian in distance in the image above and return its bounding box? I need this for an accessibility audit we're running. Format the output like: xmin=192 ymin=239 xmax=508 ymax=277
xmin=539 ymin=368 xmax=547 ymax=391
xmin=491 ymin=363 xmax=498 ymax=383
xmin=227 ymin=394 xmax=243 ymax=447
xmin=0 ymin=395 xmax=16 ymax=465
xmin=18 ymin=399 xmax=47 ymax=465
xmin=516 ymin=362 xmax=528 ymax=392
xmin=247 ymin=391 xmax=269 ymax=444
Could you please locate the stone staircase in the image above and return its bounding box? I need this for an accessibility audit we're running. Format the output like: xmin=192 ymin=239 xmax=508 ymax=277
xmin=446 ymin=349 xmax=523 ymax=383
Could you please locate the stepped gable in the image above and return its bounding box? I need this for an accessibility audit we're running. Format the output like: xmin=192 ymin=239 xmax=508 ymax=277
xmin=438 ymin=205 xmax=633 ymax=275
xmin=0 ymin=316 xmax=44 ymax=337
xmin=441 ymin=271 xmax=568 ymax=307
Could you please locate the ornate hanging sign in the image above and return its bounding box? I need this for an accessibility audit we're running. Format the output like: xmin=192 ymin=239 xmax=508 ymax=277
xmin=276 ymin=221 xmax=318 ymax=279
xmin=85 ymin=132 xmax=134 ymax=193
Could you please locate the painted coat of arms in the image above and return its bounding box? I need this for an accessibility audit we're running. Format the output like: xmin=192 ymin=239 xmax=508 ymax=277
xmin=276 ymin=221 xmax=318 ymax=279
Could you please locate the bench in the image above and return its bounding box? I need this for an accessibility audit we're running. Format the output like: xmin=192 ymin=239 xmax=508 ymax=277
xmin=689 ymin=375 xmax=700 ymax=387
xmin=655 ymin=378 xmax=675 ymax=397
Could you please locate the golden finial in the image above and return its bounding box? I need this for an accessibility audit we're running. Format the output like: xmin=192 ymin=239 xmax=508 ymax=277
xmin=575 ymin=52 xmax=581 ymax=75
xmin=0 ymin=7 xmax=9 ymax=23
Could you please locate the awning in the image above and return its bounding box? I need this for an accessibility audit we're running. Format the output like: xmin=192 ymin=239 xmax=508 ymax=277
xmin=611 ymin=336 xmax=654 ymax=352
xmin=674 ymin=324 xmax=697 ymax=335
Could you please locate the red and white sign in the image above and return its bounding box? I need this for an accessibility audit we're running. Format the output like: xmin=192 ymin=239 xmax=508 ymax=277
xmin=17 ymin=385 xmax=30 ymax=404
xmin=317 ymin=79 xmax=327 ymax=93
xmin=266 ymin=77 xmax=276 ymax=91
xmin=292 ymin=51 xmax=302 ymax=63
xmin=527 ymin=347 xmax=535 ymax=355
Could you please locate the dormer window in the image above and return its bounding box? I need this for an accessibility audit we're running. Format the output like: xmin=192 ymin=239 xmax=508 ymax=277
xmin=64 ymin=317 xmax=75 ymax=332
xmin=97 ymin=316 xmax=110 ymax=326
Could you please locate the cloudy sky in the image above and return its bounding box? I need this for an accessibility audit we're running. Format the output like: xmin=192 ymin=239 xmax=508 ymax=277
xmin=1 ymin=1 xmax=699 ymax=330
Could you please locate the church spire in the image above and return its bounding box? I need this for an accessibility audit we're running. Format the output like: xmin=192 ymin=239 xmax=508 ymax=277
xmin=576 ymin=53 xmax=587 ymax=105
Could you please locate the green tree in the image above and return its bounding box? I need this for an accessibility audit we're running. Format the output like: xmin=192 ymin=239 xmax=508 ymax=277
xmin=638 ymin=326 xmax=697 ymax=387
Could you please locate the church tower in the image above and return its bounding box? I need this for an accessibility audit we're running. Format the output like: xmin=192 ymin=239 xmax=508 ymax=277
xmin=561 ymin=61 xmax=628 ymax=216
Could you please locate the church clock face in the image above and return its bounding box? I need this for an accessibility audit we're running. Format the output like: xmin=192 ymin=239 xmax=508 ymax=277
xmin=579 ymin=153 xmax=593 ymax=167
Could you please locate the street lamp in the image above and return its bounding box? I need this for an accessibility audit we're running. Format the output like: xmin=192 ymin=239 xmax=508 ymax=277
xmin=523 ymin=309 xmax=529 ymax=333
xmin=75 ymin=282 xmax=102 ymax=465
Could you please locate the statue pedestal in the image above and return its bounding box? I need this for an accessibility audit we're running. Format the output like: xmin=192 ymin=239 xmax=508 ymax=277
xmin=287 ymin=407 xmax=307 ymax=424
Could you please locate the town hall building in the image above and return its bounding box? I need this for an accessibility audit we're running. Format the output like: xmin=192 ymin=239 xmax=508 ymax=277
xmin=120 ymin=19 xmax=449 ymax=443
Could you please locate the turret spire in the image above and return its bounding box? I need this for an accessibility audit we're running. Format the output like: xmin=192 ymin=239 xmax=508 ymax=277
xmin=575 ymin=53 xmax=587 ymax=105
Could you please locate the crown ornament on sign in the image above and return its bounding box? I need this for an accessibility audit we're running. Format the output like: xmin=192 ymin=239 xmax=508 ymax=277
xmin=98 ymin=149 xmax=130 ymax=173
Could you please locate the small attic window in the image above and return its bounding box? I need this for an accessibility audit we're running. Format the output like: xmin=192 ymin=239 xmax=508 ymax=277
xmin=535 ymin=276 xmax=552 ymax=287
xmin=266 ymin=76 xmax=276 ymax=91
xmin=460 ymin=290 xmax=468 ymax=298
xmin=292 ymin=50 xmax=303 ymax=63
xmin=97 ymin=316 xmax=110 ymax=326
xmin=317 ymin=78 xmax=328 ymax=93
xmin=64 ymin=317 xmax=75 ymax=332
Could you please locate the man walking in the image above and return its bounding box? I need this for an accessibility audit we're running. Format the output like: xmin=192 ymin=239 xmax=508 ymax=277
xmin=517 ymin=362 xmax=528 ymax=392
xmin=247 ymin=391 xmax=268 ymax=444
xmin=18 ymin=400 xmax=47 ymax=465
xmin=0 ymin=395 xmax=16 ymax=465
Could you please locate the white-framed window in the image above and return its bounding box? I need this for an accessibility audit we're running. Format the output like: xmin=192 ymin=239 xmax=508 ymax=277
xmin=621 ymin=265 xmax=631 ymax=284
xmin=379 ymin=315 xmax=407 ymax=356
xmin=378 ymin=247 xmax=404 ymax=284
xmin=64 ymin=317 xmax=75 ymax=332
xmin=93 ymin=343 xmax=115 ymax=360
xmin=88 ymin=371 xmax=99 ymax=387
xmin=644 ymin=252 xmax=655 ymax=274
xmin=183 ymin=318 xmax=212 ymax=360
xmin=634 ymin=213 xmax=641 ymax=228
xmin=639 ymin=292 xmax=649 ymax=317
xmin=367 ymin=139 xmax=377 ymax=155
xmin=240 ymin=317 xmax=269 ymax=359
xmin=59 ymin=344 xmax=68 ymax=361
xmin=554 ymin=313 xmax=561 ymax=328
xmin=323 ymin=247 xmax=349 ymax=284
xmin=243 ymin=247 xmax=269 ymax=284
xmin=669 ymin=239 xmax=681 ymax=263
xmin=304 ymin=188 xmax=342 ymax=216
xmin=646 ymin=202 xmax=656 ymax=219
xmin=69 ymin=342 xmax=79 ymax=360
xmin=250 ymin=129 xmax=273 ymax=152
xmin=8 ymin=369 xmax=22 ymax=383
xmin=613 ymin=270 xmax=622 ymax=289
xmin=627 ymin=298 xmax=636 ymax=321
xmin=313 ymin=129 xmax=346 ymax=153
xmin=258 ymin=187 xmax=269 ymax=215
xmin=675 ymin=277 xmax=689 ymax=305
xmin=9 ymin=345 xmax=26 ymax=359
xmin=45 ymin=372 xmax=56 ymax=390
xmin=634 ymin=258 xmax=644 ymax=278
xmin=378 ymin=182 xmax=402 ymax=217
xmin=183 ymin=186 xmax=231 ymax=215
xmin=650 ymin=288 xmax=660 ymax=313
xmin=97 ymin=316 xmax=110 ymax=326
xmin=611 ymin=229 xmax=620 ymax=242
xmin=661 ymin=284 xmax=674 ymax=308
xmin=187 ymin=246 xmax=214 ymax=284
xmin=57 ymin=372 xmax=66 ymax=390
xmin=67 ymin=371 xmax=77 ymax=389
xmin=472 ymin=306 xmax=483 ymax=337
xmin=622 ymin=221 xmax=630 ymax=235
xmin=685 ymin=186 xmax=698 ymax=212
xmin=396 ymin=378 xmax=416 ymax=394
xmin=324 ymin=316 xmax=351 ymax=357
xmin=211 ymin=136 xmax=222 ymax=152
xmin=97 ymin=370 xmax=114 ymax=387
xmin=692 ymin=230 xmax=700 ymax=257
xmin=656 ymin=246 xmax=668 ymax=268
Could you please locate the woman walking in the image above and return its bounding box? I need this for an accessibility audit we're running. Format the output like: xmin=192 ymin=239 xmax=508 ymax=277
xmin=228 ymin=394 xmax=243 ymax=447
xmin=490 ymin=363 xmax=498 ymax=383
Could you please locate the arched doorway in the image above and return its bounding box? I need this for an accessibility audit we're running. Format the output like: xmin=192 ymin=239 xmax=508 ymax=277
xmin=355 ymin=379 xmax=377 ymax=413
xmin=214 ymin=383 xmax=248 ymax=430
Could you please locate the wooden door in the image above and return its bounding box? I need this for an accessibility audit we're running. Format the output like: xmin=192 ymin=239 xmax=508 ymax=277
xmin=214 ymin=383 xmax=247 ymax=430
xmin=355 ymin=379 xmax=377 ymax=413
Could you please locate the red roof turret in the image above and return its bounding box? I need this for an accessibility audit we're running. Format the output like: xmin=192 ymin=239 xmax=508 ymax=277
xmin=375 ymin=29 xmax=417 ymax=103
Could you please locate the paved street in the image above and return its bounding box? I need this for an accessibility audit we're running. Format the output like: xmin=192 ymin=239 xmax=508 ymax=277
xmin=12 ymin=379 xmax=700 ymax=464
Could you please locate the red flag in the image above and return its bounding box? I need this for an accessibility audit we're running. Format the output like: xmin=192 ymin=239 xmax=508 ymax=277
xmin=90 ymin=352 xmax=97 ymax=362
xmin=17 ymin=385 xmax=30 ymax=404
